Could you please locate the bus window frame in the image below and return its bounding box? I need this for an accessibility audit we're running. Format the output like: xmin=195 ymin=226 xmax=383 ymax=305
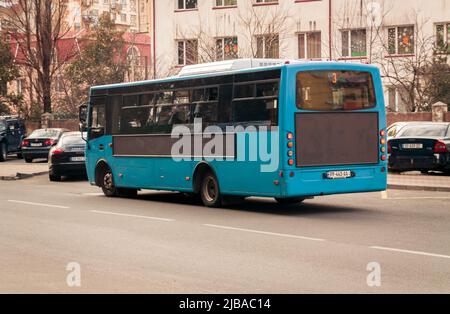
xmin=295 ymin=70 xmax=377 ymax=111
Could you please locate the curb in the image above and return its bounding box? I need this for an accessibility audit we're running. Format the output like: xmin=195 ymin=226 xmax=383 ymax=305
xmin=387 ymin=184 xmax=450 ymax=193
xmin=0 ymin=171 xmax=49 ymax=181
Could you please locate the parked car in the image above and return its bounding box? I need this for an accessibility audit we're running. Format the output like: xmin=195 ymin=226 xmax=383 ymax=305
xmin=386 ymin=122 xmax=409 ymax=141
xmin=48 ymin=132 xmax=87 ymax=181
xmin=388 ymin=122 xmax=450 ymax=174
xmin=21 ymin=128 xmax=68 ymax=163
xmin=0 ymin=116 xmax=27 ymax=162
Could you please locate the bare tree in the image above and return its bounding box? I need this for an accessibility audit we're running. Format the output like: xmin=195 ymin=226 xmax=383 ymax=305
xmin=5 ymin=0 xmax=72 ymax=114
xmin=167 ymin=3 xmax=291 ymax=76
xmin=376 ymin=10 xmax=436 ymax=112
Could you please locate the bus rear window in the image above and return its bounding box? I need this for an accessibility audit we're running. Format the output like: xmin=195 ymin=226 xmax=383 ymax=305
xmin=296 ymin=70 xmax=376 ymax=111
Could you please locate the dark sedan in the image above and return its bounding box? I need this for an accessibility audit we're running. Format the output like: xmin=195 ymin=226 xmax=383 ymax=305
xmin=48 ymin=132 xmax=87 ymax=181
xmin=21 ymin=128 xmax=67 ymax=163
xmin=388 ymin=122 xmax=450 ymax=174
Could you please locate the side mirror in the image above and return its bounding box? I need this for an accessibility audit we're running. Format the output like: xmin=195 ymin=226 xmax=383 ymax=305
xmin=79 ymin=122 xmax=88 ymax=133
xmin=79 ymin=103 xmax=88 ymax=125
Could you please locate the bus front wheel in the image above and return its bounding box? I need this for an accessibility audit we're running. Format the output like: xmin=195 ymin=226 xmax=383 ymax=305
xmin=100 ymin=168 xmax=137 ymax=198
xmin=101 ymin=169 xmax=118 ymax=197
xmin=200 ymin=172 xmax=222 ymax=208
xmin=275 ymin=197 xmax=306 ymax=205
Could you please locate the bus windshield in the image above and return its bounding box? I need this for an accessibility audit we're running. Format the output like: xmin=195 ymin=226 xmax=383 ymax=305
xmin=296 ymin=70 xmax=376 ymax=111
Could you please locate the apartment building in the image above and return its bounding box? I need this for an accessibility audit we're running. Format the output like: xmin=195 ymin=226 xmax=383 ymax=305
xmin=69 ymin=0 xmax=151 ymax=33
xmin=153 ymin=0 xmax=450 ymax=111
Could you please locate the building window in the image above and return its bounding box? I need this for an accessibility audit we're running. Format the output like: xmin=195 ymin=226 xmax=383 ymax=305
xmin=255 ymin=0 xmax=278 ymax=3
xmin=120 ymin=13 xmax=127 ymax=22
xmin=436 ymin=23 xmax=450 ymax=53
xmin=127 ymin=47 xmax=140 ymax=66
xmin=215 ymin=0 xmax=237 ymax=6
xmin=177 ymin=0 xmax=197 ymax=10
xmin=256 ymin=34 xmax=279 ymax=58
xmin=341 ymin=29 xmax=367 ymax=58
xmin=55 ymin=76 xmax=64 ymax=93
xmin=388 ymin=26 xmax=415 ymax=55
xmin=130 ymin=15 xmax=137 ymax=27
xmin=16 ymin=79 xmax=24 ymax=95
xmin=216 ymin=37 xmax=238 ymax=60
xmin=298 ymin=32 xmax=321 ymax=59
xmin=177 ymin=40 xmax=198 ymax=65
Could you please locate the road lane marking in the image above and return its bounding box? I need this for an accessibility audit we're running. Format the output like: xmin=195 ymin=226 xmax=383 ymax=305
xmin=7 ymin=200 xmax=70 ymax=209
xmin=90 ymin=210 xmax=174 ymax=222
xmin=385 ymin=197 xmax=450 ymax=200
xmin=371 ymin=246 xmax=450 ymax=260
xmin=204 ymin=224 xmax=325 ymax=242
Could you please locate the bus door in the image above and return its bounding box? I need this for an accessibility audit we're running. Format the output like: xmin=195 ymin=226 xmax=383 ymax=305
xmin=88 ymin=96 xmax=107 ymax=166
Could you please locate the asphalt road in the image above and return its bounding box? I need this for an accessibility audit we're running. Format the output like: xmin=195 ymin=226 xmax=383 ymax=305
xmin=0 ymin=173 xmax=449 ymax=293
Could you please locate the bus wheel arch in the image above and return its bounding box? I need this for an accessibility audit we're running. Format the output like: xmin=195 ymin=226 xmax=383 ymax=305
xmin=192 ymin=162 xmax=217 ymax=194
xmin=193 ymin=162 xmax=223 ymax=207
xmin=95 ymin=160 xmax=111 ymax=187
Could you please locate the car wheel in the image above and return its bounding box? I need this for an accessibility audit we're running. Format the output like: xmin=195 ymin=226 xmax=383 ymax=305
xmin=275 ymin=197 xmax=306 ymax=205
xmin=101 ymin=168 xmax=118 ymax=197
xmin=49 ymin=172 xmax=62 ymax=182
xmin=0 ymin=142 xmax=6 ymax=162
xmin=24 ymin=157 xmax=33 ymax=163
xmin=200 ymin=171 xmax=222 ymax=207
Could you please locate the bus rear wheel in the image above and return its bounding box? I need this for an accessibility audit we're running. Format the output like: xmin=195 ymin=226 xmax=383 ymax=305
xmin=200 ymin=172 xmax=222 ymax=207
xmin=275 ymin=197 xmax=306 ymax=205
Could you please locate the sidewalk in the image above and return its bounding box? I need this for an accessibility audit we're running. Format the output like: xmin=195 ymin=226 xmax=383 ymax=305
xmin=388 ymin=172 xmax=450 ymax=192
xmin=0 ymin=158 xmax=48 ymax=180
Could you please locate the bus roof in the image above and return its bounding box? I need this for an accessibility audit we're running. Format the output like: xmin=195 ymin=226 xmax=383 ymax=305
xmin=90 ymin=59 xmax=378 ymax=93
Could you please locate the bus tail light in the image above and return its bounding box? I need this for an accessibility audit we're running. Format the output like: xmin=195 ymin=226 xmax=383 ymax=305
xmin=288 ymin=159 xmax=294 ymax=166
xmin=380 ymin=130 xmax=386 ymax=137
xmin=380 ymin=138 xmax=386 ymax=145
xmin=287 ymin=132 xmax=294 ymax=140
xmin=434 ymin=141 xmax=448 ymax=153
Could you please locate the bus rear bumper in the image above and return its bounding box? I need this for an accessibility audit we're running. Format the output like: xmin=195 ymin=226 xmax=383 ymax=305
xmin=283 ymin=165 xmax=387 ymax=197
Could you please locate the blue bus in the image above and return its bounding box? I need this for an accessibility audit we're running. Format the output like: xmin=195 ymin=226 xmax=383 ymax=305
xmin=79 ymin=59 xmax=387 ymax=207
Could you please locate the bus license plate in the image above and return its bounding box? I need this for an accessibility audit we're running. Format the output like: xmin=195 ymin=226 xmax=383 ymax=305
xmin=326 ymin=170 xmax=352 ymax=180
xmin=70 ymin=156 xmax=86 ymax=162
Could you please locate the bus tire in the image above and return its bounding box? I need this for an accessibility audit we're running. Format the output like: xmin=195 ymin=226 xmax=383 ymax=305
xmin=100 ymin=168 xmax=119 ymax=197
xmin=200 ymin=171 xmax=222 ymax=208
xmin=275 ymin=197 xmax=305 ymax=205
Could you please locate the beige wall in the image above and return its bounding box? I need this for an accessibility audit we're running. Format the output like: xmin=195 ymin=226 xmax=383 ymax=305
xmin=153 ymin=0 xmax=450 ymax=111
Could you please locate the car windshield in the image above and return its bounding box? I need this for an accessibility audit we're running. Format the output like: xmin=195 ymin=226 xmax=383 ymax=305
xmin=61 ymin=134 xmax=85 ymax=146
xmin=398 ymin=124 xmax=448 ymax=137
xmin=28 ymin=129 xmax=60 ymax=139
xmin=0 ymin=120 xmax=5 ymax=132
